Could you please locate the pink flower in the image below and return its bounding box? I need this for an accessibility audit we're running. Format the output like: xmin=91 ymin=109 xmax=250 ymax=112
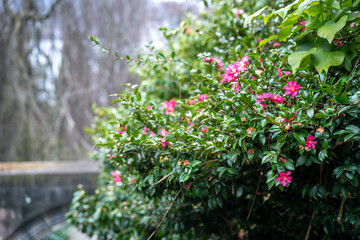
xmin=160 ymin=128 xmax=169 ymax=137
xmin=298 ymin=20 xmax=306 ymax=32
xmin=118 ymin=125 xmax=128 ymax=135
xmin=204 ymin=56 xmax=214 ymax=62
xmin=149 ymin=131 xmax=156 ymax=136
xmin=225 ymin=62 xmax=240 ymax=77
xmin=273 ymin=42 xmax=281 ymax=48
xmin=251 ymin=75 xmax=257 ymax=80
xmin=201 ymin=126 xmax=207 ymax=134
xmin=143 ymin=127 xmax=149 ymax=134
xmin=257 ymin=38 xmax=262 ymax=42
xmin=350 ymin=22 xmax=356 ymax=27
xmin=283 ymin=112 xmax=297 ymax=123
xmin=241 ymin=56 xmax=249 ymax=67
xmin=248 ymin=88 xmax=254 ymax=94
xmin=256 ymin=92 xmax=274 ymax=101
xmin=283 ymin=71 xmax=291 ymax=75
xmin=221 ymin=73 xmax=235 ymax=83
xmin=276 ymin=171 xmax=292 ymax=187
xmin=160 ymin=139 xmax=172 ymax=148
xmin=215 ymin=58 xmax=224 ymax=71
xmin=162 ymin=100 xmax=177 ymax=114
xmin=147 ymin=105 xmax=152 ymax=110
xmin=201 ymin=126 xmax=207 ymax=137
xmin=186 ymin=99 xmax=197 ymax=105
xmin=111 ymin=171 xmax=122 ymax=183
xmin=271 ymin=95 xmax=284 ymax=104
xmin=185 ymin=117 xmax=194 ymax=126
xmin=199 ymin=94 xmax=208 ymax=102
xmin=232 ymin=83 xmax=240 ymax=92
xmin=236 ymin=9 xmax=244 ymax=18
xmin=305 ymin=135 xmax=317 ymax=149
xmin=284 ymin=81 xmax=301 ymax=98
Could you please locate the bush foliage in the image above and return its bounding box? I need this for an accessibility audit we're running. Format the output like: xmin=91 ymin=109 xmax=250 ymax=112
xmin=66 ymin=0 xmax=360 ymax=239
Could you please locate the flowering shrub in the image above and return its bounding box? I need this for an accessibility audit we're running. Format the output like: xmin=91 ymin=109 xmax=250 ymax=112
xmin=67 ymin=1 xmax=360 ymax=239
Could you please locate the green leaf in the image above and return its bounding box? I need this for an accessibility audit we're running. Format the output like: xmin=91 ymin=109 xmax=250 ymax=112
xmin=345 ymin=125 xmax=360 ymax=133
xmin=296 ymin=154 xmax=307 ymax=167
xmin=278 ymin=25 xmax=293 ymax=42
xmin=317 ymin=15 xmax=348 ymax=43
xmin=333 ymin=166 xmax=344 ymax=178
xmin=349 ymin=177 xmax=359 ymax=187
xmin=244 ymin=6 xmax=269 ymax=27
xmin=179 ymin=172 xmax=190 ymax=182
xmin=335 ymin=92 xmax=349 ymax=104
xmin=293 ymin=132 xmax=306 ymax=145
xmin=236 ymin=186 xmax=243 ymax=197
xmin=312 ymin=49 xmax=345 ymax=74
xmin=208 ymin=198 xmax=217 ymax=209
xmin=288 ymin=47 xmax=317 ymax=73
xmin=258 ymin=35 xmax=277 ymax=48
xmin=284 ymin=161 xmax=295 ymax=170
xmin=298 ymin=0 xmax=317 ymax=15
xmin=309 ymin=185 xmax=318 ymax=197
xmin=259 ymin=133 xmax=266 ymax=145
xmin=307 ymin=108 xmax=314 ymax=118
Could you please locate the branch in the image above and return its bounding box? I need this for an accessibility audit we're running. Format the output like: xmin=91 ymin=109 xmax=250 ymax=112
xmin=247 ymin=170 xmax=262 ymax=220
xmin=304 ymin=210 xmax=315 ymax=240
xmin=23 ymin=0 xmax=62 ymax=21
xmin=147 ymin=173 xmax=172 ymax=191
xmin=147 ymin=185 xmax=183 ymax=240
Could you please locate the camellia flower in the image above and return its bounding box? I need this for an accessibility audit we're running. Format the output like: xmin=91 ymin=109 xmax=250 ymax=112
xmin=298 ymin=20 xmax=306 ymax=32
xmin=273 ymin=42 xmax=281 ymax=48
xmin=160 ymin=128 xmax=169 ymax=137
xmin=271 ymin=95 xmax=284 ymax=104
xmin=305 ymin=135 xmax=317 ymax=150
xmin=284 ymin=81 xmax=301 ymax=98
xmin=204 ymin=56 xmax=214 ymax=62
xmin=283 ymin=112 xmax=297 ymax=123
xmin=256 ymin=92 xmax=274 ymax=101
xmin=160 ymin=139 xmax=172 ymax=148
xmin=199 ymin=94 xmax=208 ymax=102
xmin=215 ymin=58 xmax=224 ymax=71
xmin=147 ymin=105 xmax=152 ymax=110
xmin=186 ymin=99 xmax=197 ymax=105
xmin=276 ymin=171 xmax=292 ymax=187
xmin=277 ymin=68 xmax=291 ymax=77
xmin=149 ymin=131 xmax=156 ymax=136
xmin=225 ymin=61 xmax=241 ymax=77
xmin=143 ymin=127 xmax=149 ymax=134
xmin=232 ymin=83 xmax=240 ymax=92
xmin=241 ymin=56 xmax=249 ymax=67
xmin=201 ymin=126 xmax=207 ymax=137
xmin=162 ymin=100 xmax=177 ymax=114
xmin=118 ymin=125 xmax=128 ymax=135
xmin=111 ymin=171 xmax=122 ymax=183
xmin=236 ymin=9 xmax=244 ymax=18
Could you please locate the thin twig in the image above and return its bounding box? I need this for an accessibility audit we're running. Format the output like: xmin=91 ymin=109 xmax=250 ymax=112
xmin=147 ymin=185 xmax=184 ymax=240
xmin=147 ymin=173 xmax=172 ymax=191
xmin=336 ymin=196 xmax=346 ymax=225
xmin=304 ymin=210 xmax=316 ymax=240
xmin=246 ymin=171 xmax=261 ymax=220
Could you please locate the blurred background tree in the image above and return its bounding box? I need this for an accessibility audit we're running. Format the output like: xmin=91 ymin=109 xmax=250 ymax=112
xmin=0 ymin=0 xmax=199 ymax=162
